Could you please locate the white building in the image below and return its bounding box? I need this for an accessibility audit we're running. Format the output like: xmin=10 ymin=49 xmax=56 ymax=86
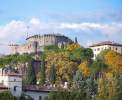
xmin=90 ymin=41 xmax=122 ymax=59
xmin=0 ymin=67 xmax=22 ymax=96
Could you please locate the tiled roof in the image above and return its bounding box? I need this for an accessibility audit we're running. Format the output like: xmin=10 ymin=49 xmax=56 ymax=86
xmin=90 ymin=41 xmax=122 ymax=47
xmin=0 ymin=84 xmax=8 ymax=90
xmin=0 ymin=73 xmax=22 ymax=77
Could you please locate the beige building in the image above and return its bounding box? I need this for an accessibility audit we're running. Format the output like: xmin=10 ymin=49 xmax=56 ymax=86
xmin=90 ymin=41 xmax=122 ymax=59
xmin=0 ymin=66 xmax=22 ymax=96
xmin=10 ymin=34 xmax=73 ymax=54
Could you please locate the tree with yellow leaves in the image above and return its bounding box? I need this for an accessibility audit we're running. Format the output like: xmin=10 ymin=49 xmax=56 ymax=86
xmin=79 ymin=61 xmax=90 ymax=77
xmin=66 ymin=43 xmax=81 ymax=51
xmin=94 ymin=73 xmax=120 ymax=100
xmin=45 ymin=51 xmax=78 ymax=83
xmin=104 ymin=50 xmax=122 ymax=75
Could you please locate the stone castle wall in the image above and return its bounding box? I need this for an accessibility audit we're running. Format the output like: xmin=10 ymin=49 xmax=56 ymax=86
xmin=10 ymin=34 xmax=73 ymax=54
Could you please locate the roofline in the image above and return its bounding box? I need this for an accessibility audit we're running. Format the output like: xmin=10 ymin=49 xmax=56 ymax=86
xmin=0 ymin=74 xmax=22 ymax=77
xmin=26 ymin=33 xmax=66 ymax=40
xmin=90 ymin=44 xmax=122 ymax=47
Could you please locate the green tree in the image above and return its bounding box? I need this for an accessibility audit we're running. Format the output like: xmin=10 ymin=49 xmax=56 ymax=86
xmin=96 ymin=49 xmax=110 ymax=61
xmin=90 ymin=60 xmax=108 ymax=78
xmin=39 ymin=54 xmax=46 ymax=85
xmin=86 ymin=76 xmax=97 ymax=100
xmin=0 ymin=91 xmax=18 ymax=100
xmin=44 ymin=45 xmax=60 ymax=52
xmin=73 ymin=70 xmax=86 ymax=93
xmin=69 ymin=48 xmax=83 ymax=62
xmin=94 ymin=75 xmax=120 ymax=100
xmin=43 ymin=91 xmax=86 ymax=100
xmin=49 ymin=64 xmax=56 ymax=84
xmin=80 ymin=48 xmax=93 ymax=62
xmin=26 ymin=59 xmax=37 ymax=85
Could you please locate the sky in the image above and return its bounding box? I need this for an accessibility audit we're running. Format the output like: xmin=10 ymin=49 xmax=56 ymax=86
xmin=0 ymin=0 xmax=122 ymax=54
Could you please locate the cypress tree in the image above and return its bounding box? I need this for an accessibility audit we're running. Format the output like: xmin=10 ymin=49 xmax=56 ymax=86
xmin=75 ymin=37 xmax=78 ymax=43
xmin=50 ymin=64 xmax=56 ymax=84
xmin=40 ymin=55 xmax=46 ymax=85
xmin=26 ymin=59 xmax=37 ymax=85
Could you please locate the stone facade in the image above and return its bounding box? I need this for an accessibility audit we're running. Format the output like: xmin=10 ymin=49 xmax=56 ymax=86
xmin=10 ymin=34 xmax=73 ymax=54
xmin=90 ymin=41 xmax=122 ymax=59
xmin=0 ymin=66 xmax=22 ymax=96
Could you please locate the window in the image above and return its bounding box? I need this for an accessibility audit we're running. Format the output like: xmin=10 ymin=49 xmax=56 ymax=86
xmin=39 ymin=96 xmax=42 ymax=100
xmin=94 ymin=54 xmax=96 ymax=57
xmin=109 ymin=47 xmax=111 ymax=50
xmin=116 ymin=48 xmax=118 ymax=50
xmin=97 ymin=48 xmax=100 ymax=51
xmin=14 ymin=86 xmax=16 ymax=91
xmin=2 ymin=80 xmax=4 ymax=83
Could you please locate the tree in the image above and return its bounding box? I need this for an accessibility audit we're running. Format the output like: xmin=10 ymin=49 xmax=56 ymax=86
xmin=0 ymin=53 xmax=32 ymax=67
xmin=73 ymin=70 xmax=86 ymax=92
xmin=73 ymin=70 xmax=97 ymax=99
xmin=26 ymin=59 xmax=37 ymax=85
xmin=80 ymin=48 xmax=93 ymax=62
xmin=96 ymin=49 xmax=110 ymax=61
xmin=39 ymin=54 xmax=46 ymax=85
xmin=94 ymin=74 xmax=120 ymax=100
xmin=44 ymin=45 xmax=60 ymax=52
xmin=43 ymin=91 xmax=86 ymax=100
xmin=86 ymin=76 xmax=97 ymax=100
xmin=75 ymin=37 xmax=78 ymax=43
xmin=79 ymin=61 xmax=90 ymax=77
xmin=90 ymin=60 xmax=108 ymax=78
xmin=49 ymin=64 xmax=56 ymax=84
xmin=0 ymin=91 xmax=18 ymax=100
xmin=66 ymin=43 xmax=81 ymax=51
xmin=69 ymin=48 xmax=83 ymax=62
xmin=45 ymin=51 xmax=78 ymax=82
xmin=104 ymin=50 xmax=122 ymax=75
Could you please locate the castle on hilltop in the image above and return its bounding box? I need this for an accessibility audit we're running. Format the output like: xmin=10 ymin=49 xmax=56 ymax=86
xmin=10 ymin=33 xmax=73 ymax=54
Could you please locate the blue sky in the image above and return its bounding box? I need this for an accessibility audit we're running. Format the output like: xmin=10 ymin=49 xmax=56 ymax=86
xmin=0 ymin=0 xmax=122 ymax=54
xmin=0 ymin=0 xmax=122 ymax=23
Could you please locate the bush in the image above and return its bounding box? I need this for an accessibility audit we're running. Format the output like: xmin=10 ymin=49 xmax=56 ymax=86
xmin=0 ymin=91 xmax=18 ymax=100
xmin=43 ymin=91 xmax=87 ymax=100
xmin=19 ymin=93 xmax=33 ymax=100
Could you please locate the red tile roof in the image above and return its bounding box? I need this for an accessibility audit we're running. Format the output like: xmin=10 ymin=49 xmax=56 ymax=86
xmin=90 ymin=41 xmax=122 ymax=47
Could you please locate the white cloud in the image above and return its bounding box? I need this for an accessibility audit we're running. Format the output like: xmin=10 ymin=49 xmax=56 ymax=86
xmin=59 ymin=22 xmax=122 ymax=35
xmin=0 ymin=20 xmax=27 ymax=43
xmin=29 ymin=18 xmax=41 ymax=25
xmin=0 ymin=18 xmax=122 ymax=54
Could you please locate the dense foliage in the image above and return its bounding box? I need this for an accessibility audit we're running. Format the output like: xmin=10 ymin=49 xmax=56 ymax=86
xmin=38 ymin=53 xmax=46 ymax=85
xmin=0 ymin=91 xmax=33 ymax=100
xmin=0 ymin=53 xmax=32 ymax=67
xmin=49 ymin=64 xmax=57 ymax=84
xmin=26 ymin=58 xmax=37 ymax=85
xmin=0 ymin=91 xmax=18 ymax=100
xmin=43 ymin=91 xmax=87 ymax=100
xmin=1 ymin=43 xmax=122 ymax=100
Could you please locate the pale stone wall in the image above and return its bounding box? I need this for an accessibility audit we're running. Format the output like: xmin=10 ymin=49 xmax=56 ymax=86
xmin=90 ymin=45 xmax=122 ymax=59
xmin=10 ymin=34 xmax=73 ymax=54
xmin=0 ymin=74 xmax=22 ymax=96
